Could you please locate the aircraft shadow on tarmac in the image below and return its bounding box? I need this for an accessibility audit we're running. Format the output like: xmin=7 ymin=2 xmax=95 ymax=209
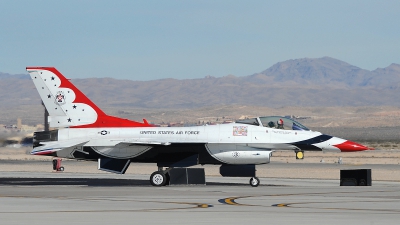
xmin=0 ymin=178 xmax=281 ymax=187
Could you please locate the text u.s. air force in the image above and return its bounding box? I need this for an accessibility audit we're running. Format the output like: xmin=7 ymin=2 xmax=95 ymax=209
xmin=140 ymin=131 xmax=200 ymax=135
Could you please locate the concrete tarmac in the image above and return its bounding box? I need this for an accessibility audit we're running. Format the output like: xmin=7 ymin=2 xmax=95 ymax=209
xmin=0 ymin=171 xmax=400 ymax=225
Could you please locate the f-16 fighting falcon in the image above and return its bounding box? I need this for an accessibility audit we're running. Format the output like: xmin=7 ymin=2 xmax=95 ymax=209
xmin=27 ymin=67 xmax=372 ymax=187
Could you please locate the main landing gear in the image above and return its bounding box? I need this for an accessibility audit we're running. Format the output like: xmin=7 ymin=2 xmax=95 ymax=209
xmin=150 ymin=166 xmax=259 ymax=187
xmin=249 ymin=177 xmax=260 ymax=187
xmin=150 ymin=167 xmax=171 ymax=186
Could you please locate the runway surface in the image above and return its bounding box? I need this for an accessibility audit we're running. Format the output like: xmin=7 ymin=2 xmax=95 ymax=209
xmin=0 ymin=172 xmax=400 ymax=225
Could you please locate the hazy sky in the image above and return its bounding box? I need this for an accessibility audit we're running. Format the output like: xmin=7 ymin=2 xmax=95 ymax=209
xmin=1 ymin=0 xmax=399 ymax=80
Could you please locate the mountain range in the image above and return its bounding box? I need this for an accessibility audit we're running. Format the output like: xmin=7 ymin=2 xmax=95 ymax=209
xmin=1 ymin=57 xmax=399 ymax=110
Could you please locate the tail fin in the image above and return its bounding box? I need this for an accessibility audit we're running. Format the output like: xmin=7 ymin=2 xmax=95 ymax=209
xmin=27 ymin=67 xmax=152 ymax=128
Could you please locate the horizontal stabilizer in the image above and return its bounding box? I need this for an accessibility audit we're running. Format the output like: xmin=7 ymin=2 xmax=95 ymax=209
xmin=32 ymin=139 xmax=88 ymax=155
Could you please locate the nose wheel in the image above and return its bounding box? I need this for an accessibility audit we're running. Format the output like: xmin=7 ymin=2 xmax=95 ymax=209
xmin=249 ymin=177 xmax=260 ymax=187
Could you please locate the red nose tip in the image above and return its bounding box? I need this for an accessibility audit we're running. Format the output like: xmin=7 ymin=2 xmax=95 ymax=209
xmin=333 ymin=141 xmax=372 ymax=152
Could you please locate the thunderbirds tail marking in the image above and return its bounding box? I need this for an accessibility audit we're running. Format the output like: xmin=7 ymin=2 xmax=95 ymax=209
xmin=27 ymin=67 xmax=152 ymax=128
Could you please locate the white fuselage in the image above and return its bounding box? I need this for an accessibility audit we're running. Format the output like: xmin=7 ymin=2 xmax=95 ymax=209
xmin=48 ymin=122 xmax=344 ymax=165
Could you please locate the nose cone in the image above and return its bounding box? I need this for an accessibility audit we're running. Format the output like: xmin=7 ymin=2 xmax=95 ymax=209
xmin=333 ymin=140 xmax=373 ymax=152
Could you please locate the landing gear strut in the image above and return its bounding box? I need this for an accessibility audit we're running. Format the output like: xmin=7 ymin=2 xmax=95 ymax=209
xmin=249 ymin=177 xmax=260 ymax=187
xmin=149 ymin=167 xmax=171 ymax=186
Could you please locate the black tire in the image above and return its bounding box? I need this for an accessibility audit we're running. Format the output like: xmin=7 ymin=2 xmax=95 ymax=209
xmin=58 ymin=167 xmax=64 ymax=172
xmin=249 ymin=177 xmax=260 ymax=187
xmin=150 ymin=171 xmax=167 ymax=186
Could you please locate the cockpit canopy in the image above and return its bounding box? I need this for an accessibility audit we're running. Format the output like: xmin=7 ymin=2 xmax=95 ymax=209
xmin=236 ymin=116 xmax=310 ymax=131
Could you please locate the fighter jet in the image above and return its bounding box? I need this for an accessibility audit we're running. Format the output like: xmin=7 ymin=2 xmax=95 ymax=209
xmin=27 ymin=67 xmax=371 ymax=187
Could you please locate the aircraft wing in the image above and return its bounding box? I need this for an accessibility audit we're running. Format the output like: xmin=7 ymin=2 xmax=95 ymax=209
xmin=84 ymin=138 xmax=174 ymax=147
xmin=119 ymin=140 xmax=172 ymax=146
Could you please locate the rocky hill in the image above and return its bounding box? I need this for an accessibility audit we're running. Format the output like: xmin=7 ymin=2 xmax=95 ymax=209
xmin=248 ymin=57 xmax=400 ymax=88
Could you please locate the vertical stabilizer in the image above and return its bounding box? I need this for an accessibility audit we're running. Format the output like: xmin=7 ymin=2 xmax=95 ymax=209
xmin=27 ymin=67 xmax=152 ymax=128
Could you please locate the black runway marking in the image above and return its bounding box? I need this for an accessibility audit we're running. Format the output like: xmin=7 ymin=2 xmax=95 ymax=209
xmin=0 ymin=195 xmax=213 ymax=213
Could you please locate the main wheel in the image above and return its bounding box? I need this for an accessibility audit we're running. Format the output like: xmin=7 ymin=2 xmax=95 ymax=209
xmin=150 ymin=171 xmax=167 ymax=186
xmin=249 ymin=177 xmax=260 ymax=187
xmin=58 ymin=166 xmax=64 ymax=172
